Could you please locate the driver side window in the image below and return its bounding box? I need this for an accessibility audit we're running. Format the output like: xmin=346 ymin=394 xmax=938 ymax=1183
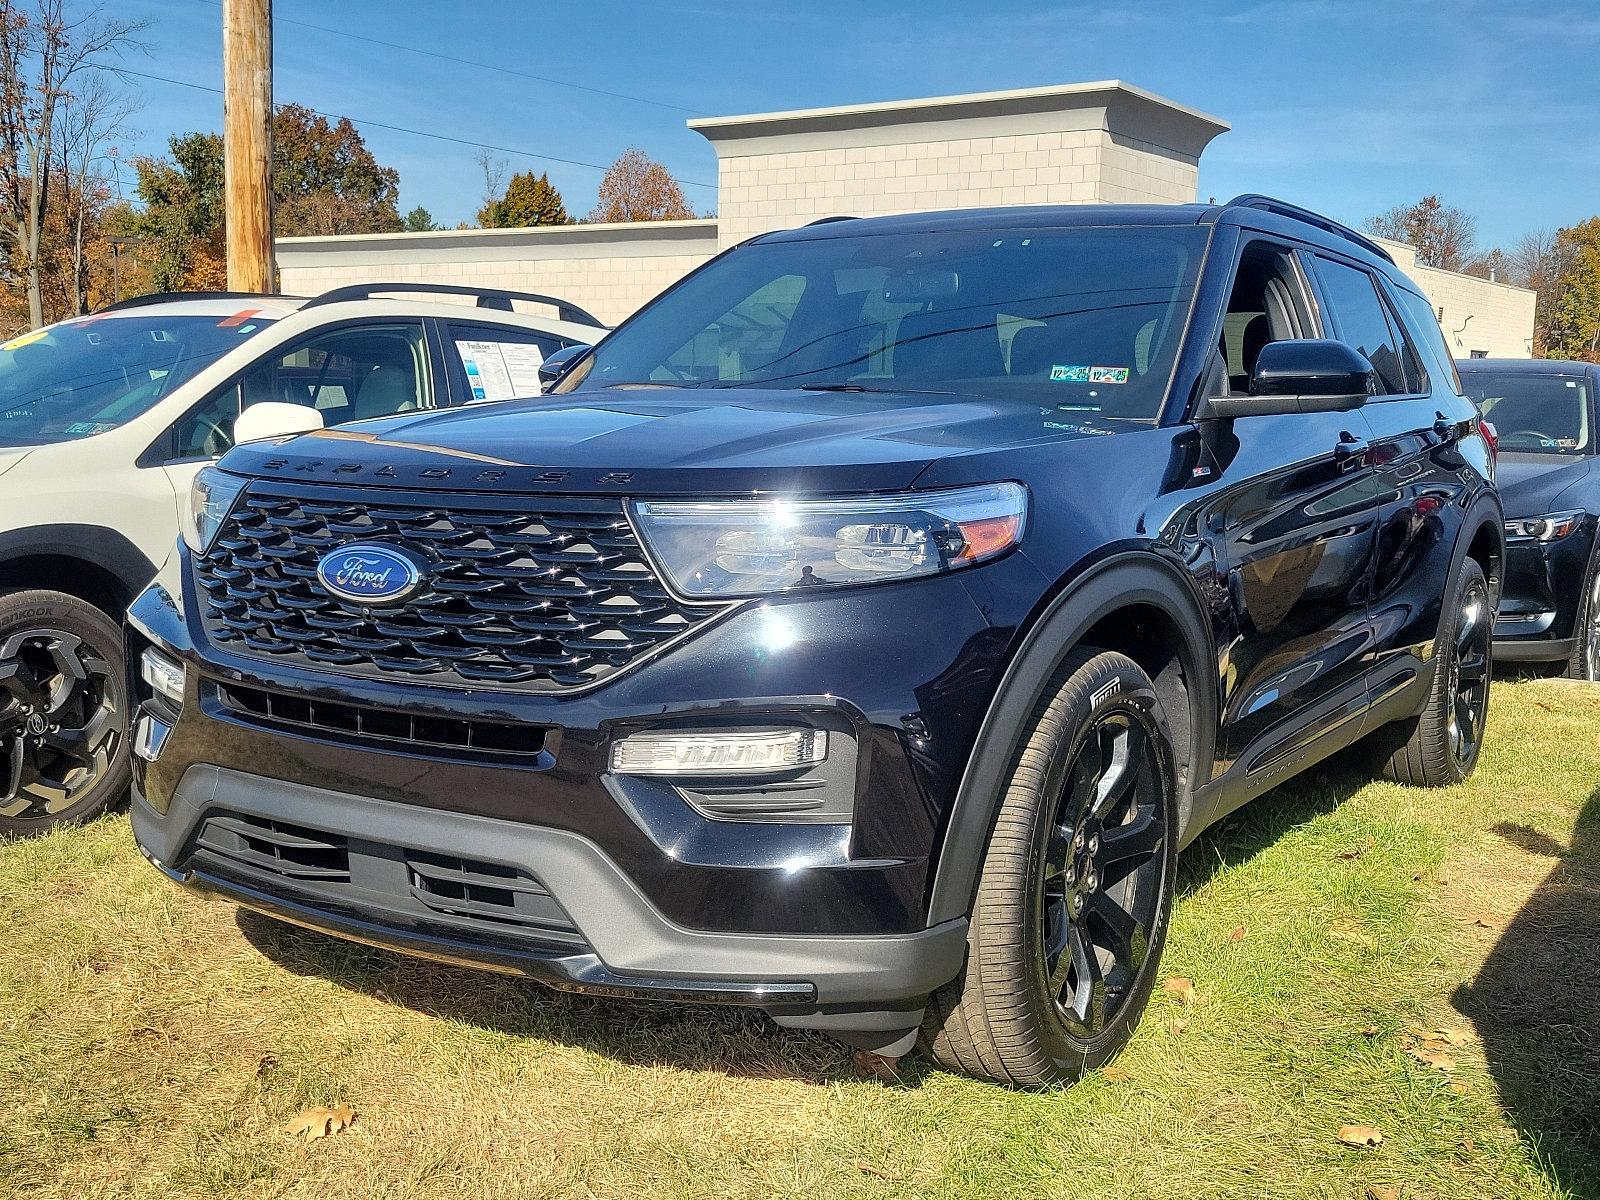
xmin=1216 ymin=242 xmax=1312 ymax=397
xmin=171 ymin=322 xmax=431 ymax=459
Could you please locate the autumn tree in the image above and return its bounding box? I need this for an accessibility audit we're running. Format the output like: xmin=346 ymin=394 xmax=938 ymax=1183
xmin=589 ymin=148 xmax=692 ymax=223
xmin=403 ymin=205 xmax=439 ymax=232
xmin=130 ymin=105 xmax=402 ymax=291
xmin=0 ymin=0 xmax=144 ymax=326
xmin=1508 ymin=229 xmax=1569 ymax=356
xmin=1366 ymin=195 xmax=1478 ymax=273
xmin=478 ymin=170 xmax=567 ymax=228
xmin=1545 ymin=218 xmax=1600 ymax=361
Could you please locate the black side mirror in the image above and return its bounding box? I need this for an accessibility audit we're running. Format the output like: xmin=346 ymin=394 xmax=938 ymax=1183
xmin=1207 ymin=339 xmax=1378 ymax=420
xmin=538 ymin=343 xmax=592 ymax=389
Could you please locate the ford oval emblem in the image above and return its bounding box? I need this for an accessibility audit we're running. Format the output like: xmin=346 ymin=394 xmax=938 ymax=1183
xmin=316 ymin=542 xmax=426 ymax=606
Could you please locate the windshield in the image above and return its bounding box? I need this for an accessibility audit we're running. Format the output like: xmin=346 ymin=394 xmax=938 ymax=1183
xmin=0 ymin=311 xmax=275 ymax=447
xmin=566 ymin=225 xmax=1210 ymax=421
xmin=1463 ymin=371 xmax=1592 ymax=454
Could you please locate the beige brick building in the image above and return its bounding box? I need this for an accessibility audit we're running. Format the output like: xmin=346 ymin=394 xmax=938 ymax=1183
xmin=277 ymin=80 xmax=1535 ymax=357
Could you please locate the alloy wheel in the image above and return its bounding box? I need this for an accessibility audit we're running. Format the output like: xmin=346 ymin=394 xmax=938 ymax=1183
xmin=1586 ymin=573 xmax=1600 ymax=683
xmin=0 ymin=628 xmax=121 ymax=820
xmin=1445 ymin=577 xmax=1491 ymax=767
xmin=1037 ymin=708 xmax=1167 ymax=1040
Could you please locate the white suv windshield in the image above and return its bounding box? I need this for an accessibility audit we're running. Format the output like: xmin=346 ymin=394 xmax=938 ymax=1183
xmin=0 ymin=311 xmax=275 ymax=447
xmin=570 ymin=225 xmax=1210 ymax=421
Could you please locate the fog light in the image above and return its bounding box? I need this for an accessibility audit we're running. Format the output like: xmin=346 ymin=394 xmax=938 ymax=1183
xmin=610 ymin=728 xmax=828 ymax=776
xmin=140 ymin=648 xmax=186 ymax=708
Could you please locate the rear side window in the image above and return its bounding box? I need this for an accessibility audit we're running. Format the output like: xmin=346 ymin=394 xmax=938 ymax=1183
xmin=1314 ymin=258 xmax=1409 ymax=395
xmin=448 ymin=322 xmax=574 ymax=402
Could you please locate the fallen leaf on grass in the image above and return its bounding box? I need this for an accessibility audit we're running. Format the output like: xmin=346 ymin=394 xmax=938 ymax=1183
xmin=1448 ymin=1081 xmax=1471 ymax=1096
xmin=1162 ymin=976 xmax=1198 ymax=1005
xmin=1359 ymin=1024 xmax=1381 ymax=1037
xmin=255 ymin=1053 xmax=279 ymax=1078
xmin=1408 ymin=1025 xmax=1474 ymax=1047
xmin=1366 ymin=1187 xmax=1401 ymax=1200
xmin=1337 ymin=836 xmax=1377 ymax=861
xmin=284 ymin=1105 xmax=356 ymax=1142
xmin=1169 ymin=1018 xmax=1189 ymax=1034
xmin=1338 ymin=1124 xmax=1384 ymax=1149
xmin=1100 ymin=1063 xmax=1132 ymax=1082
xmin=851 ymin=1050 xmax=900 ymax=1083
xmin=1228 ymin=924 xmax=1246 ymax=943
xmin=1404 ymin=1044 xmax=1456 ymax=1073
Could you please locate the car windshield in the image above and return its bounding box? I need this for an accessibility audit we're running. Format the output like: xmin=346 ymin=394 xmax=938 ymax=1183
xmin=0 ymin=311 xmax=276 ymax=447
xmin=1463 ymin=371 xmax=1592 ymax=454
xmin=567 ymin=224 xmax=1210 ymax=421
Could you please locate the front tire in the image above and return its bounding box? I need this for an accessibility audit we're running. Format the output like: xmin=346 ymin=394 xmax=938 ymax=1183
xmin=1564 ymin=561 xmax=1600 ymax=682
xmin=1372 ymin=557 xmax=1491 ymax=787
xmin=0 ymin=590 xmax=130 ymax=837
xmin=920 ymin=649 xmax=1179 ymax=1087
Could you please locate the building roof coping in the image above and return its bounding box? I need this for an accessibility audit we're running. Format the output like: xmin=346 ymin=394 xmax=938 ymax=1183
xmin=277 ymin=218 xmax=720 ymax=250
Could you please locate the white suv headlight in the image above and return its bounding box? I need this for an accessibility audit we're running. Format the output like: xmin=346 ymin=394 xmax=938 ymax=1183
xmin=181 ymin=466 xmax=249 ymax=553
xmin=631 ymin=482 xmax=1027 ymax=599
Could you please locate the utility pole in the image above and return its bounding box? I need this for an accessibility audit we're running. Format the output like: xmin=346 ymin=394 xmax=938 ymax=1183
xmin=222 ymin=0 xmax=274 ymax=293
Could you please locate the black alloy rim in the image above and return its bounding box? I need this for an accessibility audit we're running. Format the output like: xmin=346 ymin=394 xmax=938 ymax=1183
xmin=0 ymin=629 xmax=121 ymax=820
xmin=1446 ymin=577 xmax=1491 ymax=767
xmin=1586 ymin=574 xmax=1600 ymax=682
xmin=1037 ymin=707 xmax=1167 ymax=1040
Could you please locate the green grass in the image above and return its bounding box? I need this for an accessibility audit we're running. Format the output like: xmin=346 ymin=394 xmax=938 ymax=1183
xmin=0 ymin=677 xmax=1596 ymax=1199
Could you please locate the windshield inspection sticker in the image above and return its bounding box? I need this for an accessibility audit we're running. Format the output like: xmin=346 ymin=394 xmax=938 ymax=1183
xmin=1050 ymin=364 xmax=1090 ymax=382
xmin=1088 ymin=366 xmax=1130 ymax=384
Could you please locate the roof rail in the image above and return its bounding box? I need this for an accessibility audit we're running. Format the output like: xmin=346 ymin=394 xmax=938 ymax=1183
xmin=1224 ymin=194 xmax=1393 ymax=264
xmin=95 ymin=290 xmax=286 ymax=314
xmin=807 ymin=215 xmax=859 ymax=225
xmin=302 ymin=282 xmax=602 ymax=327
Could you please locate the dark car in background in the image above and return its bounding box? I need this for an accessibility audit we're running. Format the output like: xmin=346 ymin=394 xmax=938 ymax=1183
xmin=126 ymin=196 xmax=1501 ymax=1087
xmin=1460 ymin=358 xmax=1600 ymax=680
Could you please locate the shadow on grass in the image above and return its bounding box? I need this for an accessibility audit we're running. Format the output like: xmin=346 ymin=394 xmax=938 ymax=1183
xmin=234 ymin=908 xmax=935 ymax=1087
xmin=234 ymin=759 xmax=1378 ymax=1087
xmin=1452 ymin=788 xmax=1600 ymax=1198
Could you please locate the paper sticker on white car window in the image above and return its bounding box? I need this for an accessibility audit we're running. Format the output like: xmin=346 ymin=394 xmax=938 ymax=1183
xmin=454 ymin=339 xmax=545 ymax=402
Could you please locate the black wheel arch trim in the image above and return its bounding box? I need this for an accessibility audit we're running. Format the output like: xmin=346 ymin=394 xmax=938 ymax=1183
xmin=0 ymin=525 xmax=158 ymax=613
xmin=927 ymin=551 xmax=1218 ymax=926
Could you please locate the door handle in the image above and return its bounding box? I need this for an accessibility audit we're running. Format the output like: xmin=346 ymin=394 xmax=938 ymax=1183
xmin=1334 ymin=431 xmax=1369 ymax=465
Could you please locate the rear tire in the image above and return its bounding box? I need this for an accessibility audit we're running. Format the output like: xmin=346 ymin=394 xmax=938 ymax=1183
xmin=1564 ymin=561 xmax=1600 ymax=682
xmin=919 ymin=649 xmax=1178 ymax=1087
xmin=0 ymin=590 xmax=130 ymax=837
xmin=1371 ymin=557 xmax=1491 ymax=787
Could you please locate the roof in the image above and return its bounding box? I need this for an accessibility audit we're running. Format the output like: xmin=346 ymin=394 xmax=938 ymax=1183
xmin=755 ymin=203 xmax=1217 ymax=242
xmin=1457 ymin=357 xmax=1596 ymax=374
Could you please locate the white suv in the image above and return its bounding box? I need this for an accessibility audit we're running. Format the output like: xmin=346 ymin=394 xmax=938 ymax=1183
xmin=0 ymin=284 xmax=605 ymax=833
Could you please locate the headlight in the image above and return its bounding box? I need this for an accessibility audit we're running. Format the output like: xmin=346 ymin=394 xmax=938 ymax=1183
xmin=181 ymin=466 xmax=249 ymax=553
xmin=1504 ymin=511 xmax=1583 ymax=542
xmin=631 ymin=482 xmax=1027 ymax=599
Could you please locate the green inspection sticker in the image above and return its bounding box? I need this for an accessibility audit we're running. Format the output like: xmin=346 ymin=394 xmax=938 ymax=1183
xmin=1049 ymin=364 xmax=1090 ymax=382
xmin=1088 ymin=366 xmax=1130 ymax=384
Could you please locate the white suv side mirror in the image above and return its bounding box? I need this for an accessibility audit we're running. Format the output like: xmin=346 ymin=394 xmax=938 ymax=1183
xmin=234 ymin=402 xmax=325 ymax=444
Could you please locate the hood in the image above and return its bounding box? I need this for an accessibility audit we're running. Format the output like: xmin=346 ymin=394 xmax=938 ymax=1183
xmin=221 ymin=389 xmax=1102 ymax=495
xmin=1495 ymin=453 xmax=1594 ymax=519
xmin=0 ymin=445 xmax=31 ymax=481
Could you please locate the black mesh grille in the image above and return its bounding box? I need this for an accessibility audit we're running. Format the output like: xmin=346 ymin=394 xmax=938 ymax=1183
xmin=195 ymin=484 xmax=720 ymax=690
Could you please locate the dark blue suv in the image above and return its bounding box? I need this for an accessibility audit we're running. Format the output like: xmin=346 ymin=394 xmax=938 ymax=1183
xmin=127 ymin=196 xmax=1501 ymax=1086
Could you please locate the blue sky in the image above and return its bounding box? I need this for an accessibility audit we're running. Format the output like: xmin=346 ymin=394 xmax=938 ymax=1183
xmin=109 ymin=0 xmax=1599 ymax=250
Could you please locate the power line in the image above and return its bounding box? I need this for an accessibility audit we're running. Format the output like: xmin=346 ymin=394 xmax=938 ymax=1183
xmin=190 ymin=0 xmax=707 ymax=117
xmin=102 ymin=64 xmax=715 ymax=190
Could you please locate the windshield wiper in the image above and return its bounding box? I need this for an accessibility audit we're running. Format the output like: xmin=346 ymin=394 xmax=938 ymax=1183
xmin=796 ymin=382 xmax=957 ymax=395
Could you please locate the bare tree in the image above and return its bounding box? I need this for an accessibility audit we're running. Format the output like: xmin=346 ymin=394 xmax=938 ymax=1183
xmin=54 ymin=69 xmax=134 ymax=314
xmin=473 ymin=147 xmax=506 ymax=221
xmin=1365 ymin=195 xmax=1478 ymax=273
xmin=1509 ymin=229 xmax=1573 ymax=356
xmin=0 ymin=0 xmax=143 ymax=327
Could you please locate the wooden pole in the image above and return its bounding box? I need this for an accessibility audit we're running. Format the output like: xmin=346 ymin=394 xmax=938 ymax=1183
xmin=222 ymin=0 xmax=274 ymax=293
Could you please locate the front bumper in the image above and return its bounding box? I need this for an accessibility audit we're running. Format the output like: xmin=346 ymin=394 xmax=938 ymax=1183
xmin=124 ymin=542 xmax=1044 ymax=1032
xmin=1493 ymin=525 xmax=1596 ymax=662
xmin=132 ymin=765 xmax=965 ymax=1019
